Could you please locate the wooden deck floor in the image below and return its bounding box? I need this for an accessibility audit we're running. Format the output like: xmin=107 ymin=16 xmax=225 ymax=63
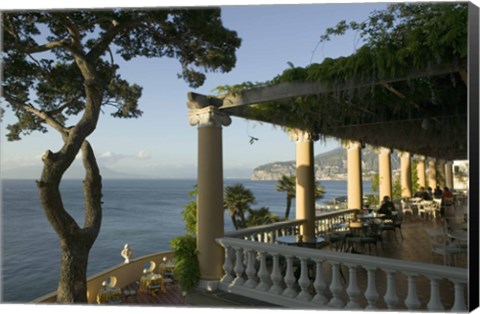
xmin=113 ymin=207 xmax=469 ymax=309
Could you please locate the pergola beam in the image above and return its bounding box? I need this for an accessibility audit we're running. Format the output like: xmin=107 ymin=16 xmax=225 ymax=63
xmin=217 ymin=62 xmax=466 ymax=109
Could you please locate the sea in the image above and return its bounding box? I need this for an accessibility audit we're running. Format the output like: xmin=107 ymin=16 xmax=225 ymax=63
xmin=1 ymin=178 xmax=373 ymax=303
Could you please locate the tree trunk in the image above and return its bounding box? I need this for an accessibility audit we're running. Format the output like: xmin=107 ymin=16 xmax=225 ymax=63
xmin=57 ymin=238 xmax=91 ymax=303
xmin=284 ymin=196 xmax=292 ymax=220
xmin=230 ymin=212 xmax=238 ymax=230
xmin=37 ymin=141 xmax=102 ymax=303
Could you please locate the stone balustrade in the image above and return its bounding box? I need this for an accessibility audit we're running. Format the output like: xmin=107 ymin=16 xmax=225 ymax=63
xmin=216 ymin=237 xmax=468 ymax=311
xmin=225 ymin=209 xmax=358 ymax=243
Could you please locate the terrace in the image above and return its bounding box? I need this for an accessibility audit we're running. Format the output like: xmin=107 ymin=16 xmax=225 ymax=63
xmin=45 ymin=203 xmax=467 ymax=310
xmin=33 ymin=3 xmax=476 ymax=310
xmin=180 ymin=3 xmax=476 ymax=311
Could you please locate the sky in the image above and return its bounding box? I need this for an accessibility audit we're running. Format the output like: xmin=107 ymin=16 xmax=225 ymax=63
xmin=1 ymin=1 xmax=395 ymax=179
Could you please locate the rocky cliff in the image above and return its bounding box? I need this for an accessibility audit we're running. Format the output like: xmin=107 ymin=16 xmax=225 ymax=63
xmin=251 ymin=145 xmax=400 ymax=180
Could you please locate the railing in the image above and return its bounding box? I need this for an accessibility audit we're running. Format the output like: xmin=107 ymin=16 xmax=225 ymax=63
xmin=33 ymin=250 xmax=174 ymax=304
xmin=225 ymin=209 xmax=358 ymax=243
xmin=216 ymin=237 xmax=468 ymax=311
xmin=314 ymin=208 xmax=357 ymax=235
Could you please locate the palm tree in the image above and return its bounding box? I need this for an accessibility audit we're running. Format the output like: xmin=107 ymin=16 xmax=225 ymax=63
xmin=276 ymin=175 xmax=296 ymax=220
xmin=276 ymin=175 xmax=325 ymax=220
xmin=246 ymin=207 xmax=281 ymax=227
xmin=224 ymin=183 xmax=256 ymax=230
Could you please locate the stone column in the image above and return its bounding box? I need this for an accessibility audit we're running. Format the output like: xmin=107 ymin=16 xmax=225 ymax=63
xmin=399 ymin=151 xmax=412 ymax=198
xmin=415 ymin=156 xmax=426 ymax=189
xmin=344 ymin=141 xmax=363 ymax=209
xmin=290 ymin=130 xmax=317 ymax=242
xmin=427 ymin=159 xmax=437 ymax=189
xmin=445 ymin=161 xmax=454 ymax=190
xmin=378 ymin=147 xmax=392 ymax=201
xmin=189 ymin=106 xmax=231 ymax=285
xmin=436 ymin=160 xmax=446 ymax=189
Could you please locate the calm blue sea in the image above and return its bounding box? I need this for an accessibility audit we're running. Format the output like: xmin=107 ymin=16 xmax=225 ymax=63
xmin=1 ymin=178 xmax=372 ymax=303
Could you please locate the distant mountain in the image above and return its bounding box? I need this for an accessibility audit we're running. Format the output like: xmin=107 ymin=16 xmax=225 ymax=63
xmin=251 ymin=145 xmax=400 ymax=180
xmin=1 ymin=164 xmax=143 ymax=179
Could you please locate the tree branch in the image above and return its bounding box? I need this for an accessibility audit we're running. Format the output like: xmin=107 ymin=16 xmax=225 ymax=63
xmin=81 ymin=140 xmax=102 ymax=237
xmin=23 ymin=103 xmax=69 ymax=139
xmin=87 ymin=20 xmax=143 ymax=61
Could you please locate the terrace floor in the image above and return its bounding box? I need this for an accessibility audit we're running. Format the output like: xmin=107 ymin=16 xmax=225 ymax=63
xmin=114 ymin=205 xmax=469 ymax=309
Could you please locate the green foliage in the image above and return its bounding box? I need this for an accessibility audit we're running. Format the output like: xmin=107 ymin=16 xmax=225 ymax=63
xmin=368 ymin=173 xmax=380 ymax=205
xmin=210 ymin=3 xmax=467 ymax=144
xmin=181 ymin=186 xmax=198 ymax=235
xmin=169 ymin=185 xmax=200 ymax=292
xmin=275 ymin=175 xmax=325 ymax=220
xmin=411 ymin=159 xmax=420 ymax=194
xmin=2 ymin=9 xmax=241 ymax=140
xmin=224 ymin=183 xmax=256 ymax=229
xmin=224 ymin=183 xmax=281 ymax=228
xmin=392 ymin=176 xmax=402 ymax=200
xmin=168 ymin=235 xmax=200 ymax=292
xmin=246 ymin=207 xmax=280 ymax=227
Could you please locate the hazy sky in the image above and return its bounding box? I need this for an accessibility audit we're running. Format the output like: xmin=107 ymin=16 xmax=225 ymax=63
xmin=1 ymin=1 xmax=390 ymax=178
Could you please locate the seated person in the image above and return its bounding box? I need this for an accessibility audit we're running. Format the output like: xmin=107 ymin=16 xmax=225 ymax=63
xmin=442 ymin=187 xmax=454 ymax=205
xmin=414 ymin=187 xmax=432 ymax=200
xmin=378 ymin=195 xmax=395 ymax=217
xmin=433 ymin=185 xmax=443 ymax=199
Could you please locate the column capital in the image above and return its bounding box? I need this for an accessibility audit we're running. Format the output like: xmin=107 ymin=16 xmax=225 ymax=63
xmin=397 ymin=151 xmax=411 ymax=158
xmin=342 ymin=141 xmax=362 ymax=150
xmin=413 ymin=155 xmax=426 ymax=162
xmin=188 ymin=106 xmax=231 ymax=128
xmin=289 ymin=129 xmax=319 ymax=142
xmin=376 ymin=147 xmax=391 ymax=156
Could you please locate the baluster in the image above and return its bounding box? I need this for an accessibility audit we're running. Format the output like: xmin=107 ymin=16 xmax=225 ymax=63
xmin=427 ymin=276 xmax=444 ymax=311
xmin=220 ymin=245 xmax=234 ymax=284
xmin=269 ymin=230 xmax=275 ymax=243
xmin=232 ymin=246 xmax=245 ymax=286
xmin=244 ymin=249 xmax=258 ymax=288
xmin=404 ymin=272 xmax=421 ymax=310
xmin=269 ymin=253 xmax=284 ymax=294
xmin=256 ymin=251 xmax=272 ymax=291
xmin=282 ymin=255 xmax=298 ymax=298
xmin=297 ymin=257 xmax=312 ymax=301
xmin=312 ymin=259 xmax=328 ymax=304
xmin=345 ymin=263 xmax=361 ymax=309
xmin=327 ymin=262 xmax=345 ymax=308
xmin=384 ymin=269 xmax=399 ymax=310
xmin=451 ymin=281 xmax=467 ymax=312
xmin=364 ymin=266 xmax=378 ymax=310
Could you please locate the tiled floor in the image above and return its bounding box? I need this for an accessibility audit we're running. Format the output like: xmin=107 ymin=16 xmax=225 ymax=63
xmin=117 ymin=206 xmax=469 ymax=309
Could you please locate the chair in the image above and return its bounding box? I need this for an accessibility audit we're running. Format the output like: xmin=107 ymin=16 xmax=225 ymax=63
xmin=400 ymin=199 xmax=413 ymax=220
xmin=159 ymin=258 xmax=175 ymax=285
xmin=433 ymin=198 xmax=442 ymax=218
xmin=424 ymin=228 xmax=465 ymax=266
xmin=346 ymin=221 xmax=379 ymax=254
xmin=418 ymin=201 xmax=434 ymax=220
xmin=380 ymin=218 xmax=398 ymax=242
xmin=393 ymin=208 xmax=404 ymax=240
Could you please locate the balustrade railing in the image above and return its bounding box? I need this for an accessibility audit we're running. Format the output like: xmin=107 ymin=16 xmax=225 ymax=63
xmin=216 ymin=237 xmax=468 ymax=311
xmin=225 ymin=209 xmax=358 ymax=243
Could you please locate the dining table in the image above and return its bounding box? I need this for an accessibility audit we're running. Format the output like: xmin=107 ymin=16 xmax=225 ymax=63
xmin=447 ymin=230 xmax=468 ymax=242
xmin=139 ymin=272 xmax=165 ymax=294
xmin=96 ymin=286 xmax=123 ymax=304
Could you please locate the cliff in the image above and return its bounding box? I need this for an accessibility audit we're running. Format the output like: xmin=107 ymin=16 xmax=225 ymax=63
xmin=251 ymin=146 xmax=400 ymax=180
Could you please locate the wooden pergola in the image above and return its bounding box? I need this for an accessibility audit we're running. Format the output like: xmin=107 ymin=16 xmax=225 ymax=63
xmin=188 ymin=61 xmax=468 ymax=161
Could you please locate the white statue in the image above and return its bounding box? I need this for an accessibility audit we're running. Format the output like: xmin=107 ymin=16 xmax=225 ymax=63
xmin=121 ymin=243 xmax=132 ymax=263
